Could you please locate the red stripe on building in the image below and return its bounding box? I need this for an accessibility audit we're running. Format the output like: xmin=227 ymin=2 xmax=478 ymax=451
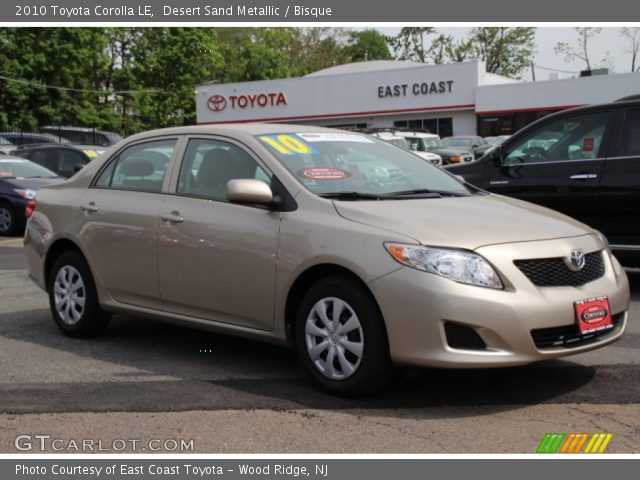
xmin=475 ymin=104 xmax=585 ymax=116
xmin=198 ymin=104 xmax=476 ymax=125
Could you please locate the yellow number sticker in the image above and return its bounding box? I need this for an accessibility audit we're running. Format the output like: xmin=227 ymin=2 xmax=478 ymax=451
xmin=259 ymin=134 xmax=313 ymax=155
xmin=277 ymin=135 xmax=311 ymax=155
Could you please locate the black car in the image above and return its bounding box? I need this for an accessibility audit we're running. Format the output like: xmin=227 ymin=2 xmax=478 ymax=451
xmin=0 ymin=157 xmax=61 ymax=235
xmin=442 ymin=135 xmax=493 ymax=158
xmin=0 ymin=132 xmax=69 ymax=146
xmin=11 ymin=144 xmax=105 ymax=178
xmin=448 ymin=97 xmax=640 ymax=266
xmin=40 ymin=126 xmax=123 ymax=147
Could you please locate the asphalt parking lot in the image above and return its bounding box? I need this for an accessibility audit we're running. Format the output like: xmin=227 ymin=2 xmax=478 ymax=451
xmin=0 ymin=236 xmax=638 ymax=453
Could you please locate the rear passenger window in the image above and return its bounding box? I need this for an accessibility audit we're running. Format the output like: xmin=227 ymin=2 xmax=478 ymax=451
xmin=95 ymin=139 xmax=176 ymax=192
xmin=622 ymin=109 xmax=640 ymax=156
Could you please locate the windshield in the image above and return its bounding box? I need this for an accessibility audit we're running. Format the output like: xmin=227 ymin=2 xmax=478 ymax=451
xmin=443 ymin=137 xmax=480 ymax=148
xmin=385 ymin=137 xmax=409 ymax=149
xmin=0 ymin=160 xmax=58 ymax=178
xmin=0 ymin=137 xmax=12 ymax=145
xmin=257 ymin=132 xmax=470 ymax=198
xmin=405 ymin=137 xmax=444 ymax=152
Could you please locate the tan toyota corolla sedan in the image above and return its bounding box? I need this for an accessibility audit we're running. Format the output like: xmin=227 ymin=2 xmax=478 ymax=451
xmin=24 ymin=125 xmax=630 ymax=396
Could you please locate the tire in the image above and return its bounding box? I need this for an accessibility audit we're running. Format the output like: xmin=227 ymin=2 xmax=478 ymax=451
xmin=48 ymin=251 xmax=110 ymax=338
xmin=0 ymin=202 xmax=16 ymax=236
xmin=295 ymin=275 xmax=395 ymax=397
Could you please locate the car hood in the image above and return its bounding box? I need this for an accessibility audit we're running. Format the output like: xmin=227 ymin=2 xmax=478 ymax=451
xmin=333 ymin=194 xmax=592 ymax=250
xmin=440 ymin=146 xmax=474 ymax=154
xmin=430 ymin=148 xmax=471 ymax=157
xmin=2 ymin=177 xmax=63 ymax=190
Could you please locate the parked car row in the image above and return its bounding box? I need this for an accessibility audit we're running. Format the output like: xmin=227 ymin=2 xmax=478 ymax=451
xmin=0 ymin=126 xmax=122 ymax=147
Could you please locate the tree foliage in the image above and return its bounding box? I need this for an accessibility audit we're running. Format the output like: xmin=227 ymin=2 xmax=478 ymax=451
xmin=0 ymin=27 xmax=356 ymax=133
xmin=388 ymin=27 xmax=535 ymax=78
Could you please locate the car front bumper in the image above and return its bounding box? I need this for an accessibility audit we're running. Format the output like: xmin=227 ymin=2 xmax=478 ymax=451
xmin=368 ymin=234 xmax=630 ymax=368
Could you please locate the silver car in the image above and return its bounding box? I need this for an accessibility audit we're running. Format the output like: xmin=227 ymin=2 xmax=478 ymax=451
xmin=24 ymin=125 xmax=630 ymax=396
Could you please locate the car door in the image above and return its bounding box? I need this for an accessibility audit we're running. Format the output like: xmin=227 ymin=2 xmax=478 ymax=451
xmin=483 ymin=109 xmax=614 ymax=231
xmin=598 ymin=106 xmax=640 ymax=251
xmin=76 ymin=137 xmax=180 ymax=309
xmin=157 ymin=137 xmax=280 ymax=331
xmin=58 ymin=148 xmax=89 ymax=178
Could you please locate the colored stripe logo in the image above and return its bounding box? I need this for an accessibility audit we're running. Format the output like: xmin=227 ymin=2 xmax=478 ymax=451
xmin=537 ymin=433 xmax=613 ymax=453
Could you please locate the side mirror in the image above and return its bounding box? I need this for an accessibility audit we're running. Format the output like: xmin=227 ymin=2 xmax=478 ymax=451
xmin=493 ymin=145 xmax=506 ymax=165
xmin=73 ymin=164 xmax=85 ymax=172
xmin=226 ymin=179 xmax=273 ymax=205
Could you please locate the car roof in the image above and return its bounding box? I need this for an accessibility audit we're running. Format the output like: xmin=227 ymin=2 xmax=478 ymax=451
xmin=123 ymin=123 xmax=363 ymax=143
xmin=0 ymin=155 xmax=33 ymax=162
xmin=395 ymin=131 xmax=438 ymax=138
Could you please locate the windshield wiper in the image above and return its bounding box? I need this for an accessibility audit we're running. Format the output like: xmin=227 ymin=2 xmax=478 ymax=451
xmin=319 ymin=192 xmax=387 ymax=200
xmin=381 ymin=189 xmax=470 ymax=198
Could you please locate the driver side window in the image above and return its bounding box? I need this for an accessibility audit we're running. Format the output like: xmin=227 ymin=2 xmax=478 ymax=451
xmin=504 ymin=111 xmax=610 ymax=165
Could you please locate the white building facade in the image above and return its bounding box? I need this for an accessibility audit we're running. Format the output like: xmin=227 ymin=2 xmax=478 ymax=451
xmin=195 ymin=60 xmax=640 ymax=137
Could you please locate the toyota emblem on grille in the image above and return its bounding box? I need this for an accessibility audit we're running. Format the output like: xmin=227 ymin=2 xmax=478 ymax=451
xmin=565 ymin=249 xmax=586 ymax=271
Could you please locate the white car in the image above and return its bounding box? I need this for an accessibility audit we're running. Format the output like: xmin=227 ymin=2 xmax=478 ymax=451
xmin=396 ymin=131 xmax=473 ymax=165
xmin=370 ymin=131 xmax=443 ymax=166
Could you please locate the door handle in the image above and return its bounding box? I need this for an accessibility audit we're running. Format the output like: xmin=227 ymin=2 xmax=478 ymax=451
xmin=161 ymin=212 xmax=184 ymax=223
xmin=570 ymin=174 xmax=598 ymax=180
xmin=79 ymin=202 xmax=98 ymax=213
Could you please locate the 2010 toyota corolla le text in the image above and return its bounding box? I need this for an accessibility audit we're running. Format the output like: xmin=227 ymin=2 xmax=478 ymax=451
xmin=24 ymin=124 xmax=630 ymax=396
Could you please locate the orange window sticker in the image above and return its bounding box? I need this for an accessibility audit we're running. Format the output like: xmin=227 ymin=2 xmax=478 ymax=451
xmin=297 ymin=167 xmax=351 ymax=180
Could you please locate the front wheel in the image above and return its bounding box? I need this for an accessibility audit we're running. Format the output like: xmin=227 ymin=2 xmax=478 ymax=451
xmin=48 ymin=251 xmax=110 ymax=337
xmin=0 ymin=202 xmax=16 ymax=236
xmin=295 ymin=276 xmax=395 ymax=397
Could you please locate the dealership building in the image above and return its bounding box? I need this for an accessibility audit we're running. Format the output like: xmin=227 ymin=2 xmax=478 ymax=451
xmin=195 ymin=60 xmax=640 ymax=137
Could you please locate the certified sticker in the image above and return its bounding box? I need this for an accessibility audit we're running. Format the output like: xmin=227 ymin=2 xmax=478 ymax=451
xmin=574 ymin=296 xmax=613 ymax=334
xmin=297 ymin=167 xmax=351 ymax=180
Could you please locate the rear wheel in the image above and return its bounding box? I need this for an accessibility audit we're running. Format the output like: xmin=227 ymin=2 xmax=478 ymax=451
xmin=0 ymin=202 xmax=16 ymax=236
xmin=48 ymin=251 xmax=110 ymax=337
xmin=295 ymin=275 xmax=394 ymax=397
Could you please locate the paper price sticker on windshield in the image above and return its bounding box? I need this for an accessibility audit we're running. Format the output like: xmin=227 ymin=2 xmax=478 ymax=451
xmin=296 ymin=132 xmax=374 ymax=143
xmin=298 ymin=167 xmax=351 ymax=181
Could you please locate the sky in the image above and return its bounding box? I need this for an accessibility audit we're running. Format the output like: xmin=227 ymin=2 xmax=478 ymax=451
xmin=374 ymin=27 xmax=637 ymax=81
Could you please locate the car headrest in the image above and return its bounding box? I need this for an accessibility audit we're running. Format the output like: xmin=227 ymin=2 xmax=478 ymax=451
xmin=121 ymin=158 xmax=154 ymax=177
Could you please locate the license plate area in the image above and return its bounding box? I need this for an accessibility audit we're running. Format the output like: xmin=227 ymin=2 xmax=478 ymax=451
xmin=574 ymin=296 xmax=613 ymax=335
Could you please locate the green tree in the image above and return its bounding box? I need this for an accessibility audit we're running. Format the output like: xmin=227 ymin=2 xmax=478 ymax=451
xmin=429 ymin=34 xmax=473 ymax=64
xmin=387 ymin=27 xmax=436 ymax=62
xmin=344 ymin=29 xmax=391 ymax=62
xmin=129 ymin=28 xmax=223 ymax=129
xmin=0 ymin=28 xmax=117 ymax=129
xmin=466 ymin=27 xmax=536 ymax=78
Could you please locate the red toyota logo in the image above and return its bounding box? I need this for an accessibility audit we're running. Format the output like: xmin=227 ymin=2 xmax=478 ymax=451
xmin=207 ymin=94 xmax=227 ymax=112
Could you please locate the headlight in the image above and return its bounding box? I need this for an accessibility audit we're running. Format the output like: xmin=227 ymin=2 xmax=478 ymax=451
xmin=14 ymin=188 xmax=37 ymax=200
xmin=595 ymin=231 xmax=611 ymax=252
xmin=384 ymin=242 xmax=503 ymax=289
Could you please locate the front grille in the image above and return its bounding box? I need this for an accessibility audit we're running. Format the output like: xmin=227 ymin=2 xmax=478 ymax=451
xmin=444 ymin=322 xmax=487 ymax=350
xmin=531 ymin=312 xmax=624 ymax=349
xmin=514 ymin=251 xmax=604 ymax=287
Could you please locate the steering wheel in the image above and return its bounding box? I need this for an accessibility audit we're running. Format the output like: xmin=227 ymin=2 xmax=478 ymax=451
xmin=522 ymin=146 xmax=549 ymax=162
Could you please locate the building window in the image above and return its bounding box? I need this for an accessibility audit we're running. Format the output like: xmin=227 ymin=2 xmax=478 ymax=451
xmin=393 ymin=117 xmax=453 ymax=136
